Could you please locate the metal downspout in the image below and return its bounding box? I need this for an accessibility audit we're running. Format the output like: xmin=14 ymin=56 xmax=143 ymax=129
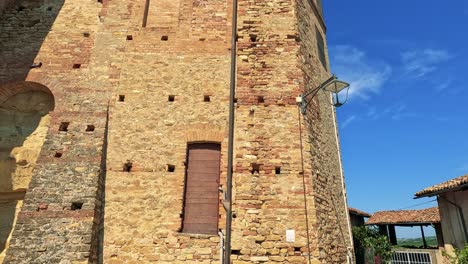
xmin=329 ymin=93 xmax=354 ymax=263
xmin=219 ymin=231 xmax=225 ymax=264
xmin=224 ymin=0 xmax=238 ymax=262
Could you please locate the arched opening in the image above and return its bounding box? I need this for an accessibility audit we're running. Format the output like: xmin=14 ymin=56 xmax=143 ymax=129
xmin=0 ymin=81 xmax=54 ymax=258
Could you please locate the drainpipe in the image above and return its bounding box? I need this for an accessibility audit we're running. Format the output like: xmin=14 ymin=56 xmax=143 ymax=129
xmin=219 ymin=231 xmax=225 ymax=264
xmin=329 ymin=93 xmax=354 ymax=263
xmin=440 ymin=196 xmax=468 ymax=242
xmin=224 ymin=0 xmax=238 ymax=262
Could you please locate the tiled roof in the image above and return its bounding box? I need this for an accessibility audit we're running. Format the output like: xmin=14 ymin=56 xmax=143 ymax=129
xmin=366 ymin=207 xmax=440 ymax=225
xmin=348 ymin=207 xmax=371 ymax=218
xmin=415 ymin=175 xmax=468 ymax=198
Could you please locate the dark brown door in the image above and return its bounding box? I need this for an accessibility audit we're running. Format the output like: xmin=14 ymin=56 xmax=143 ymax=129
xmin=182 ymin=143 xmax=221 ymax=234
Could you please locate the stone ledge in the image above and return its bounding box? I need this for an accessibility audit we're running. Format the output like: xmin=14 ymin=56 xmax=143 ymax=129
xmin=176 ymin=232 xmax=219 ymax=239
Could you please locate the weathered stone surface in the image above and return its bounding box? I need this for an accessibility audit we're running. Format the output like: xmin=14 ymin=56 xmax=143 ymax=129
xmin=0 ymin=0 xmax=352 ymax=263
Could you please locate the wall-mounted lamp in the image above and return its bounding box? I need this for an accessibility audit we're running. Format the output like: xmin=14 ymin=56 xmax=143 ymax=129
xmin=298 ymin=74 xmax=350 ymax=114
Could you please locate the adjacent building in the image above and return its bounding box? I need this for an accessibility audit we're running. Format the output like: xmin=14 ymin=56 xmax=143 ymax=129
xmin=415 ymin=175 xmax=468 ymax=250
xmin=349 ymin=207 xmax=371 ymax=227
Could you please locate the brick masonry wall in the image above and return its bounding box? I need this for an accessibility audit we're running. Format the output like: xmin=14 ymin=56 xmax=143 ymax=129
xmin=1 ymin=0 xmax=352 ymax=263
xmin=296 ymin=0 xmax=353 ymax=262
xmin=1 ymin=0 xmax=112 ymax=263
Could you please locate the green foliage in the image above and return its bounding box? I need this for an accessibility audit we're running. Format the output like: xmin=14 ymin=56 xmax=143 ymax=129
xmin=443 ymin=244 xmax=468 ymax=264
xmin=352 ymin=226 xmax=393 ymax=262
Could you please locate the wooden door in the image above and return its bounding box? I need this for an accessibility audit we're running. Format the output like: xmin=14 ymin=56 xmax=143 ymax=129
xmin=182 ymin=143 xmax=221 ymax=234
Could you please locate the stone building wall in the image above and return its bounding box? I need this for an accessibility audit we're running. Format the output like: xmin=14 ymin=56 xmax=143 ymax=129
xmin=296 ymin=0 xmax=353 ymax=262
xmin=1 ymin=0 xmax=112 ymax=263
xmin=1 ymin=0 xmax=353 ymax=263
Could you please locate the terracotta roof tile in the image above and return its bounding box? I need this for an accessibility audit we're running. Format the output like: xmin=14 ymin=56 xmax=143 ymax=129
xmin=415 ymin=175 xmax=468 ymax=198
xmin=366 ymin=207 xmax=440 ymax=225
xmin=348 ymin=207 xmax=371 ymax=218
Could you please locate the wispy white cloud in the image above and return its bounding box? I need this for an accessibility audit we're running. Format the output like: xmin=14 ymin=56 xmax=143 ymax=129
xmin=341 ymin=115 xmax=357 ymax=129
xmin=434 ymin=78 xmax=453 ymax=93
xmin=381 ymin=103 xmax=419 ymax=121
xmin=401 ymin=49 xmax=452 ymax=78
xmin=330 ymin=45 xmax=392 ymax=101
xmin=367 ymin=107 xmax=379 ymax=120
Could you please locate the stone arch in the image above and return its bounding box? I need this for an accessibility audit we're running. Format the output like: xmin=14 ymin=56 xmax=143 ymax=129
xmin=0 ymin=81 xmax=55 ymax=108
xmin=0 ymin=81 xmax=54 ymax=259
xmin=184 ymin=124 xmax=225 ymax=143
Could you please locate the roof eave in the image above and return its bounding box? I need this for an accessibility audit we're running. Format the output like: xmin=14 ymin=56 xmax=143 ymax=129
xmin=415 ymin=184 xmax=468 ymax=199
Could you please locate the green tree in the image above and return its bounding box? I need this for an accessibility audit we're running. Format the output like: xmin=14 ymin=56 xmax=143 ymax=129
xmin=352 ymin=226 xmax=392 ymax=263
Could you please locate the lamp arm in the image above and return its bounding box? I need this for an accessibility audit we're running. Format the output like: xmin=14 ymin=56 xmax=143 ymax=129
xmin=301 ymin=75 xmax=337 ymax=113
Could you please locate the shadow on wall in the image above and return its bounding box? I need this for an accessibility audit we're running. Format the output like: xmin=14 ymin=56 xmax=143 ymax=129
xmin=0 ymin=0 xmax=65 ymax=85
xmin=0 ymin=0 xmax=61 ymax=258
xmin=0 ymin=87 xmax=55 ymax=255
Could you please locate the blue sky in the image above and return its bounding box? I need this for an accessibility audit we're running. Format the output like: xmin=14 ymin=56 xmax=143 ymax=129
xmin=324 ymin=0 xmax=468 ymax=237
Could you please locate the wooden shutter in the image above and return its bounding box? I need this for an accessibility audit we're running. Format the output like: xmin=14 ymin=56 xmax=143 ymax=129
xmin=182 ymin=143 xmax=221 ymax=234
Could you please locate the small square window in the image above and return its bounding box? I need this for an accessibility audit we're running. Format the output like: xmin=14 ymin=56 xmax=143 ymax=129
xmin=123 ymin=161 xmax=133 ymax=172
xmin=167 ymin=164 xmax=175 ymax=172
xmin=71 ymin=202 xmax=83 ymax=211
xmin=257 ymin=96 xmax=265 ymax=104
xmin=251 ymin=163 xmax=261 ymax=174
xmin=275 ymin=166 xmax=281 ymax=175
xmin=59 ymin=122 xmax=69 ymax=132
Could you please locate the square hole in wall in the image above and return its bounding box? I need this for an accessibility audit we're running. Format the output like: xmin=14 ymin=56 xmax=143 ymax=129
xmin=161 ymin=36 xmax=168 ymax=41
xmin=123 ymin=161 xmax=133 ymax=172
xmin=47 ymin=6 xmax=53 ymax=11
xmin=83 ymin=32 xmax=90 ymax=37
xmin=85 ymin=125 xmax=95 ymax=132
xmin=250 ymin=163 xmax=261 ymax=174
xmin=54 ymin=152 xmax=63 ymax=158
xmin=118 ymin=95 xmax=125 ymax=102
xmin=71 ymin=202 xmax=83 ymax=211
xmin=72 ymin=64 xmax=81 ymax=69
xmin=126 ymin=35 xmax=133 ymax=40
xmin=257 ymin=96 xmax=264 ymax=104
xmin=59 ymin=122 xmax=69 ymax=132
xmin=275 ymin=166 xmax=281 ymax=175
xmin=231 ymin=250 xmax=241 ymax=255
xmin=168 ymin=95 xmax=175 ymax=102
xmin=249 ymin=34 xmax=257 ymax=42
xmin=204 ymin=95 xmax=211 ymax=102
xmin=167 ymin=164 xmax=175 ymax=172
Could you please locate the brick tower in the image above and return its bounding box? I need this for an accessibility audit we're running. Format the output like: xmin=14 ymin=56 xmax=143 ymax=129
xmin=0 ymin=0 xmax=353 ymax=263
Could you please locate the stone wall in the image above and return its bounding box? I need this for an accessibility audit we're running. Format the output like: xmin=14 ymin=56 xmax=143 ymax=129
xmin=1 ymin=0 xmax=353 ymax=263
xmin=0 ymin=90 xmax=53 ymax=261
xmin=296 ymin=0 xmax=353 ymax=262
xmin=101 ymin=0 xmax=232 ymax=262
xmin=1 ymin=0 xmax=111 ymax=263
